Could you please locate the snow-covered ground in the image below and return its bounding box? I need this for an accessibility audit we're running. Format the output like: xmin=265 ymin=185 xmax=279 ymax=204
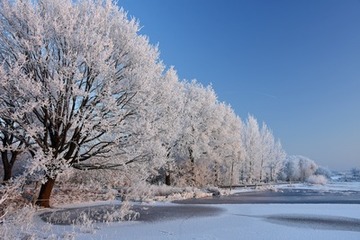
xmin=34 ymin=181 xmax=360 ymax=240
xmin=45 ymin=203 xmax=359 ymax=240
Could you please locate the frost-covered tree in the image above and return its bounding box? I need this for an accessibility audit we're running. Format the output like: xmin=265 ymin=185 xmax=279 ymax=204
xmin=167 ymin=81 xmax=244 ymax=187
xmin=210 ymin=103 xmax=243 ymax=186
xmin=258 ymin=123 xmax=272 ymax=182
xmin=171 ymin=81 xmax=219 ymax=186
xmin=281 ymin=155 xmax=318 ymax=182
xmin=241 ymin=115 xmax=262 ymax=183
xmin=142 ymin=68 xmax=185 ymax=186
xmin=297 ymin=156 xmax=317 ymax=181
xmin=259 ymin=123 xmax=286 ymax=182
xmin=266 ymin=140 xmax=286 ymax=182
xmin=240 ymin=115 xmax=285 ymax=183
xmin=281 ymin=157 xmax=300 ymax=182
xmin=0 ymin=0 xmax=168 ymax=207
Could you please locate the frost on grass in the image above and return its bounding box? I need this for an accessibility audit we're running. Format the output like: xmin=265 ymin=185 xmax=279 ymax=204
xmin=125 ymin=182 xmax=220 ymax=202
xmin=1 ymin=207 xmax=76 ymax=240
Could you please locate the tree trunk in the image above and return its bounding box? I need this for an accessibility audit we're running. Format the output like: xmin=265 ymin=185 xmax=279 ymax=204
xmin=3 ymin=165 xmax=12 ymax=182
xmin=2 ymin=152 xmax=12 ymax=182
xmin=214 ymin=161 xmax=219 ymax=186
xmin=36 ymin=176 xmax=56 ymax=208
xmin=269 ymin=165 xmax=274 ymax=182
xmin=165 ymin=172 xmax=171 ymax=186
xmin=248 ymin=161 xmax=253 ymax=183
xmin=188 ymin=147 xmax=195 ymax=185
xmin=260 ymin=158 xmax=264 ymax=182
xmin=229 ymin=161 xmax=234 ymax=191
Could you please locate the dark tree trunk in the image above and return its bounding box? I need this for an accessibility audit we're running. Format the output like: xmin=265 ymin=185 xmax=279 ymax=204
xmin=229 ymin=161 xmax=234 ymax=191
xmin=36 ymin=176 xmax=56 ymax=208
xmin=269 ymin=165 xmax=274 ymax=182
xmin=188 ymin=147 xmax=195 ymax=184
xmin=2 ymin=152 xmax=13 ymax=182
xmin=3 ymin=165 xmax=12 ymax=182
xmin=214 ymin=161 xmax=219 ymax=186
xmin=165 ymin=172 xmax=171 ymax=186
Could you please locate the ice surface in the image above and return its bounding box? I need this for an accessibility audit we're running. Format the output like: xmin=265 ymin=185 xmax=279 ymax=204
xmin=35 ymin=182 xmax=360 ymax=239
xmin=275 ymin=181 xmax=360 ymax=192
xmin=69 ymin=204 xmax=360 ymax=240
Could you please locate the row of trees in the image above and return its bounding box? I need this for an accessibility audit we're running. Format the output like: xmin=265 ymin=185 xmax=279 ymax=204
xmin=0 ymin=0 xmax=313 ymax=208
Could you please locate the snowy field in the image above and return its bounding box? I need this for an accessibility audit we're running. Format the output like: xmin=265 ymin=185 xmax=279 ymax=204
xmin=34 ymin=182 xmax=360 ymax=240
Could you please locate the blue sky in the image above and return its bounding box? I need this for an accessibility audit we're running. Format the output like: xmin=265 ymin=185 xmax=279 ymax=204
xmin=119 ymin=0 xmax=360 ymax=171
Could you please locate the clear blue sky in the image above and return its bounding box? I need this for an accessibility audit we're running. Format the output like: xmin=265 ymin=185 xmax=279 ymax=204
xmin=119 ymin=0 xmax=360 ymax=171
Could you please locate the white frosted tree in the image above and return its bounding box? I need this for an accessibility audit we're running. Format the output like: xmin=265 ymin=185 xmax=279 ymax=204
xmin=0 ymin=0 xmax=168 ymax=207
xmin=267 ymin=140 xmax=286 ymax=182
xmin=281 ymin=155 xmax=318 ymax=182
xmin=241 ymin=115 xmax=262 ymax=183
xmin=153 ymin=68 xmax=185 ymax=185
xmin=170 ymin=80 xmax=219 ymax=186
xmin=168 ymin=81 xmax=244 ymax=187
xmin=259 ymin=123 xmax=286 ymax=182
xmin=240 ymin=115 xmax=286 ymax=183
xmin=133 ymin=67 xmax=185 ymax=186
xmin=258 ymin=123 xmax=272 ymax=182
xmin=297 ymin=156 xmax=317 ymax=181
xmin=209 ymin=102 xmax=243 ymax=186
